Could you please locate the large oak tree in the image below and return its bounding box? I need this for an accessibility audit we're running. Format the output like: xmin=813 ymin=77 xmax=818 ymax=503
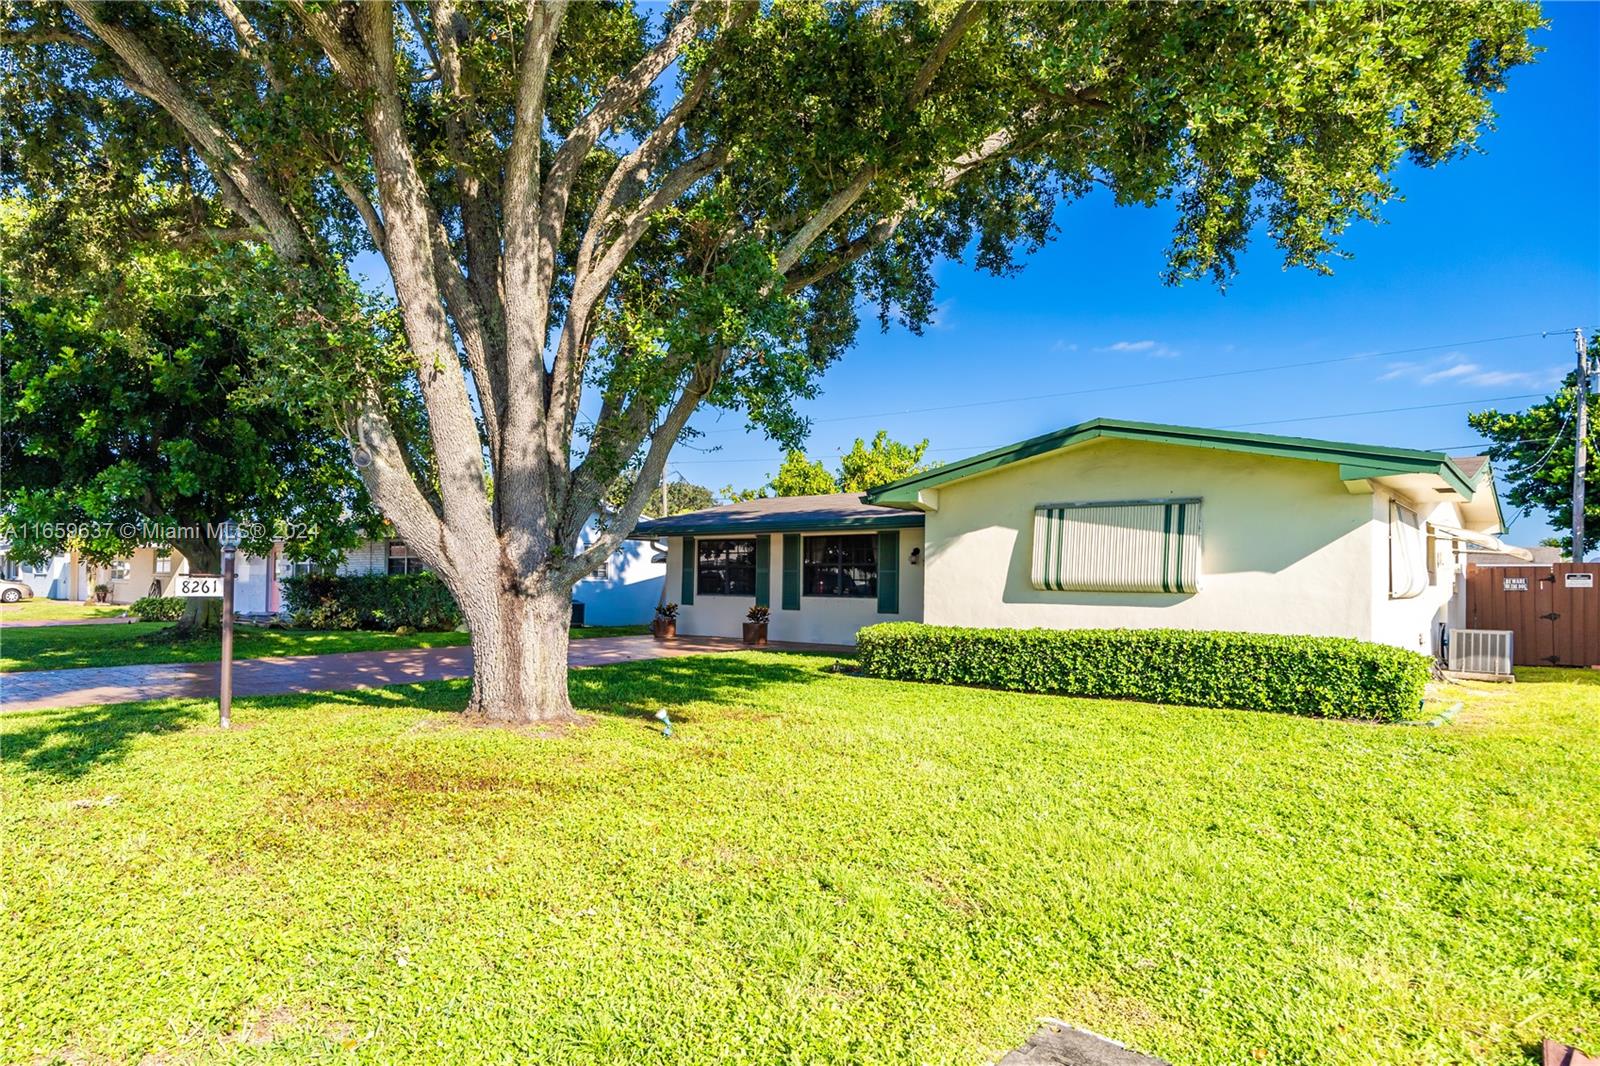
xmin=1 ymin=1 xmax=1539 ymax=722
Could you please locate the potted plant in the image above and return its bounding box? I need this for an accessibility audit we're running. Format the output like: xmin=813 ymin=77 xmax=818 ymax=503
xmin=653 ymin=602 xmax=678 ymax=640
xmin=743 ymin=605 xmax=769 ymax=646
xmin=92 ymin=582 xmax=111 ymax=604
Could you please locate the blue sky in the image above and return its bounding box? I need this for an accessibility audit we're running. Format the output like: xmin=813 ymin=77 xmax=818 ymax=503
xmin=667 ymin=4 xmax=1599 ymax=547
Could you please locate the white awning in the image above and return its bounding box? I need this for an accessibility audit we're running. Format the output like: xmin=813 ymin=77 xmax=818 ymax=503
xmin=1428 ymin=522 xmax=1535 ymax=562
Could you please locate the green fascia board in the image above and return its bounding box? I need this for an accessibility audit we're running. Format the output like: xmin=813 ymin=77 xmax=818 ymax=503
xmin=629 ymin=512 xmax=924 ymax=539
xmin=866 ymin=418 xmax=1480 ymax=505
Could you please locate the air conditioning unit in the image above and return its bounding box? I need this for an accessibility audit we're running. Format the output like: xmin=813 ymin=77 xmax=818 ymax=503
xmin=1447 ymin=628 xmax=1514 ymax=678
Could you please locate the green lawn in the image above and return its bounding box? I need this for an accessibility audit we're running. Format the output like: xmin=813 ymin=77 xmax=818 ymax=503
xmin=0 ymin=622 xmax=649 ymax=672
xmin=3 ymin=657 xmax=1595 ymax=1065
xmin=0 ymin=598 xmax=128 ymax=622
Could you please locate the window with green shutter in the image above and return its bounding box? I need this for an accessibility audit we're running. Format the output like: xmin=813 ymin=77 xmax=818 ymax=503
xmin=1031 ymin=499 xmax=1201 ymax=594
xmin=876 ymin=530 xmax=899 ymax=614
xmin=680 ymin=536 xmax=695 ymax=605
xmin=754 ymin=535 xmax=771 ymax=608
xmin=781 ymin=533 xmax=800 ymax=610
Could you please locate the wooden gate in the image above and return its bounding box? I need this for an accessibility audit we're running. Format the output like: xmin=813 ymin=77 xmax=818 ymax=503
xmin=1466 ymin=562 xmax=1600 ymax=667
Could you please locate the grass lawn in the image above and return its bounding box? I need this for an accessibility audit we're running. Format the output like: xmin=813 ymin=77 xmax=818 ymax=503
xmin=3 ymin=657 xmax=1595 ymax=1065
xmin=0 ymin=622 xmax=650 ymax=673
xmin=0 ymin=598 xmax=128 ymax=623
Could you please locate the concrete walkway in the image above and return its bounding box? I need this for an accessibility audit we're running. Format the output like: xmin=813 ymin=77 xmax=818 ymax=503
xmin=0 ymin=614 xmax=136 ymax=629
xmin=0 ymin=636 xmax=849 ymax=714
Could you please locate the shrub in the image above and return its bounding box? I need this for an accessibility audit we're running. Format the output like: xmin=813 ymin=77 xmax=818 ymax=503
xmin=655 ymin=602 xmax=678 ymax=621
xmin=854 ymin=623 xmax=1431 ymax=721
xmin=281 ymin=572 xmax=461 ymax=631
xmin=129 ymin=595 xmax=185 ymax=621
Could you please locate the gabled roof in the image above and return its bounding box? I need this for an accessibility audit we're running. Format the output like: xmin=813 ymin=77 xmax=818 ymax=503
xmin=865 ymin=418 xmax=1492 ymax=507
xmin=630 ymin=492 xmax=922 ymax=539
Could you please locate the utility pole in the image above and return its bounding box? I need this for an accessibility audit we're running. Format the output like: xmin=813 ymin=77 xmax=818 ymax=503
xmin=1575 ymin=329 xmax=1592 ymax=563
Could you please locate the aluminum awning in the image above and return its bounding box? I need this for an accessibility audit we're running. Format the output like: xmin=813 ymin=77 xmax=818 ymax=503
xmin=1429 ymin=521 xmax=1535 ymax=562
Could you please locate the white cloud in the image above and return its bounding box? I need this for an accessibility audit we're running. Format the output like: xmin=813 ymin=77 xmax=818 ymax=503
xmin=1380 ymin=355 xmax=1562 ymax=390
xmin=1419 ymin=362 xmax=1481 ymax=385
xmin=1099 ymin=339 xmax=1180 ymax=358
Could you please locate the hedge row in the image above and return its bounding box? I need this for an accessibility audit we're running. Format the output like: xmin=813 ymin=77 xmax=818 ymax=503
xmin=281 ymin=573 xmax=461 ymax=631
xmin=130 ymin=595 xmax=186 ymax=621
xmin=854 ymin=623 xmax=1430 ymax=721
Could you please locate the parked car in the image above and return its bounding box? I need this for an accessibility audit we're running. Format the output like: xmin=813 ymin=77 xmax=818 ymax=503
xmin=0 ymin=578 xmax=35 ymax=603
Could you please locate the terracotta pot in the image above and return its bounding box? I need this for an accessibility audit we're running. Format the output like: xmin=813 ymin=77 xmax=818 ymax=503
xmin=742 ymin=622 xmax=768 ymax=646
xmin=653 ymin=619 xmax=676 ymax=640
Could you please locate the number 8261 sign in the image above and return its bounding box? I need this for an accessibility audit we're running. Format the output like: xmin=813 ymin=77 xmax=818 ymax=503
xmin=176 ymin=574 xmax=224 ymax=599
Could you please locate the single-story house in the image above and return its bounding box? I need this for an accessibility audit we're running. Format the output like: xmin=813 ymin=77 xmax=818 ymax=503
xmin=631 ymin=418 xmax=1527 ymax=654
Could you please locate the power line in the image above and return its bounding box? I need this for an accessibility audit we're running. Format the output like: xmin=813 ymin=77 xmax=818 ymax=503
xmin=666 ymin=391 xmax=1561 ymax=466
xmin=691 ymin=328 xmax=1569 ymax=438
xmin=1220 ymin=393 xmax=1547 ymax=430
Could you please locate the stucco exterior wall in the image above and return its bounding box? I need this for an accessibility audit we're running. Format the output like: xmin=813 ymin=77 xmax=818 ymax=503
xmin=1366 ymin=487 xmax=1465 ymax=655
xmin=920 ymin=437 xmax=1391 ymax=641
xmin=666 ymin=529 xmax=924 ymax=645
xmin=573 ymin=525 xmax=666 ymax=626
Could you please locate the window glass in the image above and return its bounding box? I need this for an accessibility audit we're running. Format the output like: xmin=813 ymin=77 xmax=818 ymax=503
xmin=387 ymin=541 xmax=427 ymax=575
xmin=802 ymin=535 xmax=877 ymax=597
xmin=155 ymin=549 xmax=172 ymax=574
xmin=697 ymin=539 xmax=756 ymax=596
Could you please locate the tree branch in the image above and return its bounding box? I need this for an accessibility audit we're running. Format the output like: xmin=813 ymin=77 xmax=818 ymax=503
xmin=563 ymin=357 xmax=723 ymax=579
xmin=64 ymin=0 xmax=309 ymax=262
xmin=336 ymin=2 xmax=495 ymax=547
xmin=783 ymin=113 xmax=1047 ymax=293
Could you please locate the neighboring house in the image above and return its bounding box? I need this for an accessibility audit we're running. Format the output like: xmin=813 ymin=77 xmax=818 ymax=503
xmin=632 ymin=418 xmax=1527 ymax=654
xmin=572 ymin=520 xmax=668 ymax=626
xmin=14 ymin=524 xmax=666 ymax=626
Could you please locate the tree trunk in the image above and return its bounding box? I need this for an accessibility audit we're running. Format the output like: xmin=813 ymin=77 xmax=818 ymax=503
xmin=172 ymin=538 xmax=223 ymax=635
xmin=460 ymin=580 xmax=579 ymax=724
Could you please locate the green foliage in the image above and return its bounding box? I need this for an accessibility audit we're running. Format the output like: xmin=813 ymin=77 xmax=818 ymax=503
xmin=128 ymin=596 xmax=184 ymax=622
xmin=0 ymin=1 xmax=1542 ymax=467
xmin=770 ymin=451 xmax=838 ymax=497
xmin=0 ymin=199 xmax=385 ymax=570
xmin=855 ymin=623 xmax=1431 ymax=721
xmin=603 ymin=471 xmax=717 ymax=517
xmin=281 ymin=573 xmax=462 ymax=632
xmin=734 ymin=431 xmax=935 ymax=499
xmin=2 ymin=657 xmax=1595 ymax=1063
xmin=836 ymin=431 xmax=933 ymax=492
xmin=1467 ymin=341 xmax=1600 ymax=557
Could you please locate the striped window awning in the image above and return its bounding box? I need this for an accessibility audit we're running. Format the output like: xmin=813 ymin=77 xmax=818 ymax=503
xmin=1032 ymin=499 xmax=1202 ymax=594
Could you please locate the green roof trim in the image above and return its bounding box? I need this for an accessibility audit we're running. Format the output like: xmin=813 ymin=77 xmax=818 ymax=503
xmin=633 ymin=511 xmax=923 ymax=538
xmin=865 ymin=418 xmax=1484 ymax=505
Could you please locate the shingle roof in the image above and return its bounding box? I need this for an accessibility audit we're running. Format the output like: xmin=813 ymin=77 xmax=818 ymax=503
xmin=1451 ymin=455 xmax=1489 ymax=481
xmin=630 ymin=492 xmax=923 ymax=538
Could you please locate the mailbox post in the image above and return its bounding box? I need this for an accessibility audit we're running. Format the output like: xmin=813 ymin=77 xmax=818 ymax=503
xmin=218 ymin=519 xmax=241 ymax=729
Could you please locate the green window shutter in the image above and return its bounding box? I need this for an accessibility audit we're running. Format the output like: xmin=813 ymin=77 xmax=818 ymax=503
xmin=680 ymin=536 xmax=695 ymax=605
xmin=754 ymin=535 xmax=771 ymax=608
xmin=877 ymin=530 xmax=900 ymax=614
xmin=781 ymin=534 xmax=801 ymax=610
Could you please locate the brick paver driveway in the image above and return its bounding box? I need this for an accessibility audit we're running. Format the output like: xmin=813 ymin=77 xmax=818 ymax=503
xmin=0 ymin=636 xmax=850 ymax=714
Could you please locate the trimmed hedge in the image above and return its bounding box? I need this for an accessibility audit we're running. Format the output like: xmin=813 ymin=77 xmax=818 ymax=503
xmin=854 ymin=623 xmax=1431 ymax=721
xmin=281 ymin=572 xmax=461 ymax=631
xmin=129 ymin=595 xmax=185 ymax=621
